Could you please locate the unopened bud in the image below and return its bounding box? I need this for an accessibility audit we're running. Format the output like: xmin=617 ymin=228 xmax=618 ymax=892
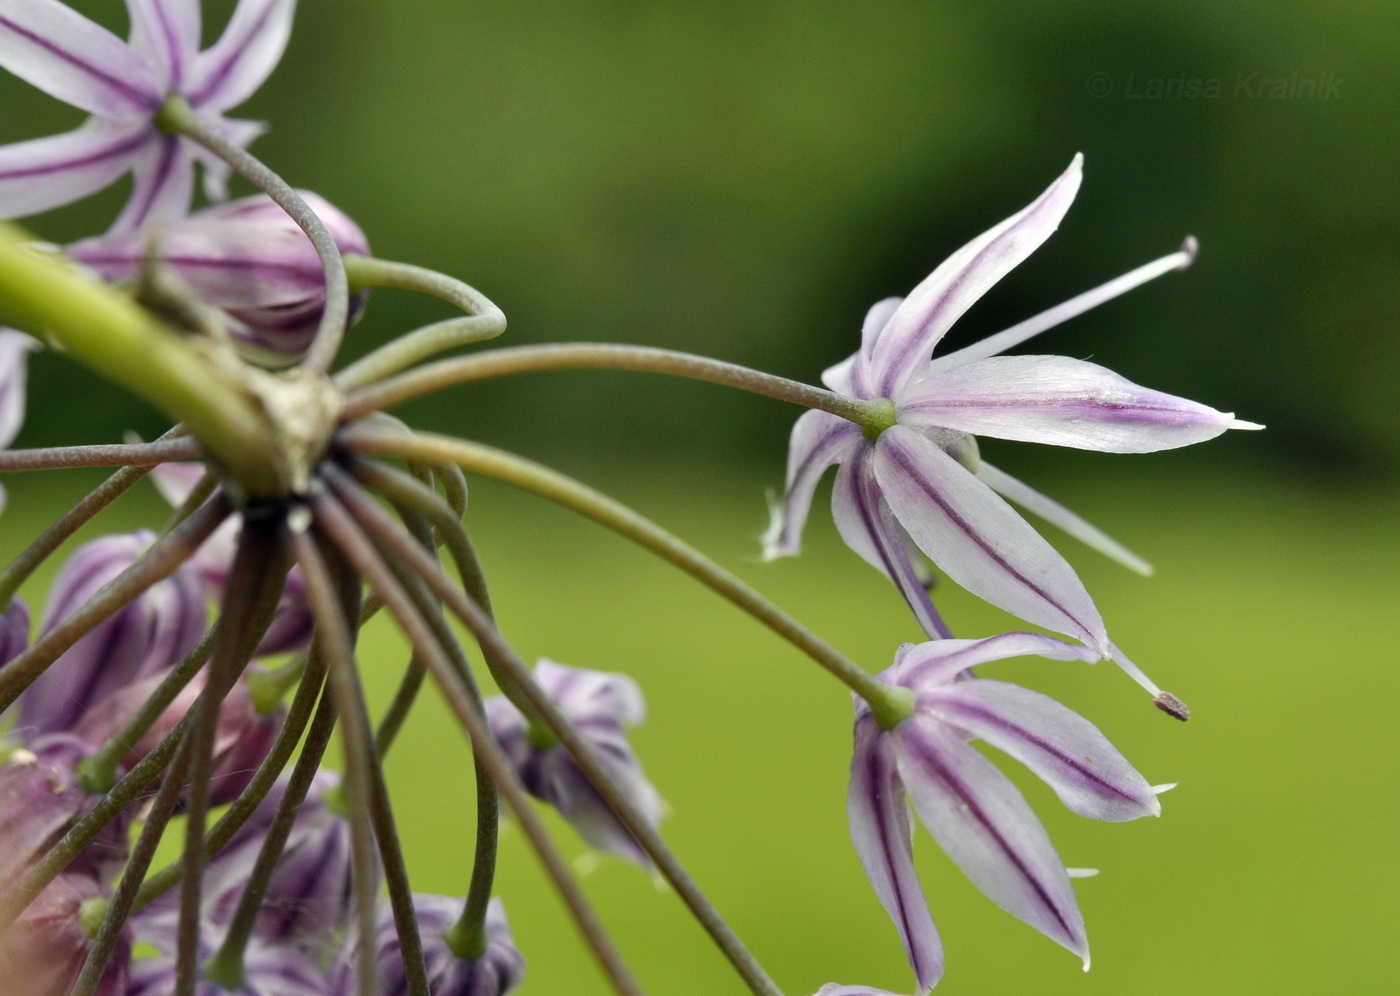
xmin=67 ymin=191 xmax=370 ymax=366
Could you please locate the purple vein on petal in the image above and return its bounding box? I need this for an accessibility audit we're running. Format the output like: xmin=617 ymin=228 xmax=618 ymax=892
xmin=0 ymin=12 xmax=156 ymax=113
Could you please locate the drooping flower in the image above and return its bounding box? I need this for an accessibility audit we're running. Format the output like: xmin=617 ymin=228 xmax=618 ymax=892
xmin=0 ymin=327 xmax=35 ymax=514
xmin=142 ymin=461 xmax=314 ymax=654
xmin=68 ymin=189 xmax=370 ymax=364
xmin=765 ymin=155 xmax=1259 ymax=704
xmin=330 ymin=895 xmax=525 ymax=996
xmin=0 ymin=871 xmax=130 ymax=996
xmin=847 ymin=633 xmax=1165 ymax=994
xmin=125 ymin=939 xmax=328 ymax=996
xmin=17 ymin=530 xmax=206 ymax=739
xmin=0 ymin=0 xmax=296 ymax=231
xmin=0 ymin=734 xmax=128 ymax=891
xmin=485 ymin=660 xmax=664 ymax=866
xmin=131 ymin=770 xmax=354 ymax=963
xmin=71 ymin=664 xmax=284 ymax=807
xmin=0 ymin=593 xmax=29 ymax=668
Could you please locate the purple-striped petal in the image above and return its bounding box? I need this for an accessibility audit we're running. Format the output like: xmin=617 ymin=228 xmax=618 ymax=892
xmin=927 ymin=679 xmax=1161 ymax=822
xmin=0 ymin=120 xmax=150 ymax=219
xmin=899 ymin=354 xmax=1249 ymax=453
xmin=0 ymin=872 xmax=130 ymax=996
xmin=109 ymin=131 xmax=194 ymax=232
xmin=762 ymin=408 xmax=860 ymax=560
xmin=533 ymin=658 xmax=645 ymax=725
xmin=0 ymin=0 xmax=159 ymax=118
xmin=893 ymin=716 xmax=1088 ymax=964
xmin=19 ymin=530 xmax=207 ymax=737
xmin=866 ymin=155 xmax=1082 ymax=398
xmin=872 ymin=425 xmax=1110 ymax=657
xmin=847 ymin=714 xmax=943 ymax=994
xmin=822 ymin=296 xmax=903 ymax=397
xmin=0 ymin=328 xmax=34 ymax=449
xmin=189 ymin=0 xmax=296 ymax=112
xmin=814 ymin=987 xmax=906 ymax=996
xmin=125 ymin=0 xmax=201 ymax=89
xmin=831 ymin=451 xmax=951 ymax=640
xmin=888 ymin=632 xmax=1098 ymax=692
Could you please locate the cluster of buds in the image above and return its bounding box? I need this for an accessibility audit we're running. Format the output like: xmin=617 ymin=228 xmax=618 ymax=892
xmin=0 ymin=0 xmax=1260 ymax=994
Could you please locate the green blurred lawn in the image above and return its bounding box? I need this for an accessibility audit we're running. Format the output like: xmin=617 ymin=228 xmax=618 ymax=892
xmin=4 ymin=456 xmax=1394 ymax=994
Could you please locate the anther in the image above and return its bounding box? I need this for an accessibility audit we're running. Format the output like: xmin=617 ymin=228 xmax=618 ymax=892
xmin=1153 ymin=691 xmax=1190 ymax=721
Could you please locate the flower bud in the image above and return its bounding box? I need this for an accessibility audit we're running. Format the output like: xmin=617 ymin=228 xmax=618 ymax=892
xmin=331 ymin=896 xmax=525 ymax=996
xmin=68 ymin=191 xmax=370 ymax=366
xmin=0 ymin=734 xmax=127 ymax=890
xmin=0 ymin=873 xmax=129 ymax=996
xmin=125 ymin=941 xmax=326 ymax=996
xmin=132 ymin=772 xmax=353 ymax=960
xmin=18 ymin=531 xmax=207 ymax=739
xmin=0 ymin=595 xmax=30 ymax=668
xmin=486 ymin=660 xmax=664 ymax=866
xmin=71 ymin=668 xmax=284 ymax=807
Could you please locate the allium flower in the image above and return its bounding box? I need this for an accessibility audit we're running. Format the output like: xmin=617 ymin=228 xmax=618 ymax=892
xmin=68 ymin=190 xmax=370 ymax=364
xmin=0 ymin=328 xmax=35 ymax=513
xmin=848 ymin=633 xmax=1164 ymax=993
xmin=331 ymin=895 xmax=525 ymax=996
xmin=71 ymin=665 xmax=284 ymax=806
xmin=0 ymin=0 xmax=296 ymax=231
xmin=486 ymin=660 xmax=664 ymax=866
xmin=132 ymin=771 xmax=353 ymax=959
xmin=17 ymin=530 xmax=206 ymax=739
xmin=0 ymin=734 xmax=128 ymax=890
xmin=0 ymin=594 xmax=29 ymax=668
xmin=765 ymin=155 xmax=1258 ymax=701
xmin=146 ymin=461 xmax=313 ymax=654
xmin=0 ymin=871 xmax=130 ymax=996
xmin=125 ymin=940 xmax=328 ymax=996
xmin=812 ymin=987 xmax=904 ymax=996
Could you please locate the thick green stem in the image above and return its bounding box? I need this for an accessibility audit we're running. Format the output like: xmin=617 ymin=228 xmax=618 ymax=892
xmin=342 ymin=342 xmax=883 ymax=427
xmin=0 ymin=223 xmax=276 ymax=492
xmin=336 ymin=257 xmax=506 ymax=389
xmin=341 ymin=427 xmax=914 ymax=727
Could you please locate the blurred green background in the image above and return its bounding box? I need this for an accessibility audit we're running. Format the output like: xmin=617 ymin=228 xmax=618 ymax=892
xmin=2 ymin=0 xmax=1398 ymax=993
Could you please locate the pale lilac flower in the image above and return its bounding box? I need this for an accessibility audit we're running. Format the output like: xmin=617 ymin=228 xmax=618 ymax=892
xmin=148 ymin=461 xmax=313 ymax=655
xmin=330 ymin=895 xmax=525 ymax=996
xmin=0 ymin=0 xmax=296 ymax=231
xmin=0 ymin=734 xmax=128 ymax=891
xmin=17 ymin=530 xmax=206 ymax=738
xmin=71 ymin=665 xmax=284 ymax=806
xmin=486 ymin=660 xmax=664 ymax=866
xmin=0 ymin=594 xmax=28 ymax=668
xmin=848 ymin=633 xmax=1164 ymax=993
xmin=68 ymin=190 xmax=370 ymax=364
xmin=0 ymin=328 xmax=35 ymax=514
xmin=0 ymin=871 xmax=130 ymax=996
xmin=132 ymin=771 xmax=353 ymax=959
xmin=765 ymin=155 xmax=1259 ymax=702
xmin=812 ymin=987 xmax=906 ymax=996
xmin=125 ymin=940 xmax=328 ymax=996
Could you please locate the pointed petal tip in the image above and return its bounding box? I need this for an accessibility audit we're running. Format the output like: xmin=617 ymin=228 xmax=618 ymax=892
xmin=1066 ymin=867 xmax=1099 ymax=878
xmin=1153 ymin=691 xmax=1191 ymax=721
xmin=1177 ymin=236 xmax=1199 ymax=268
xmin=1230 ymin=418 xmax=1265 ymax=431
xmin=1151 ymin=782 xmax=1178 ymax=795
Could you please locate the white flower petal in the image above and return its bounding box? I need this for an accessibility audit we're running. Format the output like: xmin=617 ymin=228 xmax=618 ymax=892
xmin=125 ymin=0 xmax=202 ymax=89
xmin=0 ymin=0 xmax=159 ymax=118
xmin=975 ymin=462 xmax=1152 ymax=576
xmin=763 ymin=409 xmax=859 ymax=560
xmin=894 ymin=715 xmax=1088 ymax=963
xmin=848 ymin=715 xmax=943 ymax=994
xmin=900 ymin=354 xmax=1243 ymax=453
xmin=189 ymin=0 xmax=296 ymax=112
xmin=872 ymin=425 xmax=1110 ymax=656
xmin=928 ymin=679 xmax=1161 ymax=822
xmin=888 ymin=632 xmax=1098 ymax=692
xmin=0 ymin=120 xmax=148 ymax=220
xmin=109 ymin=132 xmax=194 ymax=233
xmin=867 ymin=155 xmax=1082 ymax=397
xmin=832 ymin=452 xmax=953 ymax=639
